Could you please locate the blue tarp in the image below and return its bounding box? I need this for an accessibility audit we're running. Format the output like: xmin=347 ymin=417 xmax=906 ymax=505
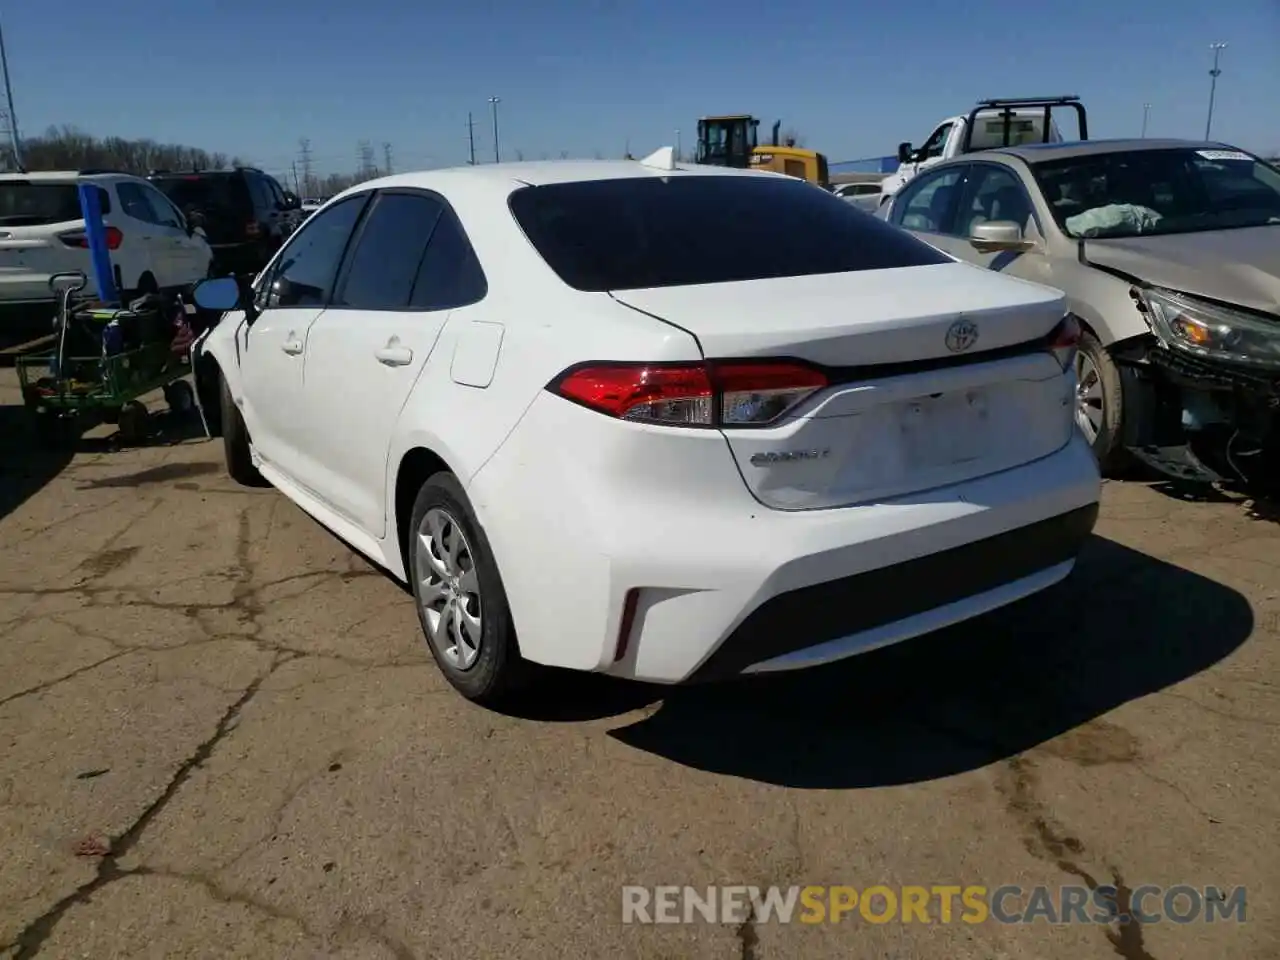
xmin=829 ymin=156 xmax=900 ymax=174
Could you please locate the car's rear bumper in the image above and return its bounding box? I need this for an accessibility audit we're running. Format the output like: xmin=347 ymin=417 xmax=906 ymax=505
xmin=468 ymin=392 xmax=1102 ymax=684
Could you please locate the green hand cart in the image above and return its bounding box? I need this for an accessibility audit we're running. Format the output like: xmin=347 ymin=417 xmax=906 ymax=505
xmin=15 ymin=272 xmax=211 ymax=445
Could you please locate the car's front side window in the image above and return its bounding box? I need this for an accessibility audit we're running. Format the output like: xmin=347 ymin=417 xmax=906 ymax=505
xmin=256 ymin=193 xmax=368 ymax=309
xmin=891 ymin=167 xmax=965 ymax=234
xmin=954 ymin=164 xmax=1035 ymax=238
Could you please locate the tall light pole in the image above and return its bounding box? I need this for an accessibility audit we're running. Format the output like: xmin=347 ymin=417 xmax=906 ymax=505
xmin=1141 ymin=103 xmax=1151 ymax=138
xmin=675 ymin=128 xmax=682 ymax=161
xmin=488 ymin=97 xmax=501 ymax=163
xmin=0 ymin=17 xmax=24 ymax=171
xmin=1205 ymin=42 xmax=1227 ymax=140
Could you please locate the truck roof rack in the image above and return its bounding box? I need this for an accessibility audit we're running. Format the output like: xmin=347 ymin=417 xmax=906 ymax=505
xmin=77 ymin=168 xmax=129 ymax=176
xmin=962 ymin=96 xmax=1088 ymax=153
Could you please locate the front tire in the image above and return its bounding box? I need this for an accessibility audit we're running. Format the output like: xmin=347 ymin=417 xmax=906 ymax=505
xmin=408 ymin=472 xmax=526 ymax=704
xmin=219 ymin=375 xmax=267 ymax=486
xmin=1075 ymin=330 xmax=1128 ymax=475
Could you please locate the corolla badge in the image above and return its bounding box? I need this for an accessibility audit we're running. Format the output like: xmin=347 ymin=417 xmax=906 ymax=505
xmin=945 ymin=317 xmax=979 ymax=353
xmin=749 ymin=448 xmax=830 ymax=467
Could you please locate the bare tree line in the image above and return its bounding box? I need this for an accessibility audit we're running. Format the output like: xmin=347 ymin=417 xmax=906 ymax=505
xmin=11 ymin=125 xmax=244 ymax=175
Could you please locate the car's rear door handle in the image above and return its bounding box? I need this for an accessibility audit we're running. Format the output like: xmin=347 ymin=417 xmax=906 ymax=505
xmin=281 ymin=337 xmax=303 ymax=355
xmin=375 ymin=344 xmax=413 ymax=366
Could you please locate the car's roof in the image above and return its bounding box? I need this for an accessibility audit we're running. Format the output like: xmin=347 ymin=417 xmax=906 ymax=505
xmin=337 ymin=158 xmax=777 ymax=202
xmin=0 ymin=170 xmax=130 ymax=182
xmin=982 ymin=138 xmax=1242 ymax=163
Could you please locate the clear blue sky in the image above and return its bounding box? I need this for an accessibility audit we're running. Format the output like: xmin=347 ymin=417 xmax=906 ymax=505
xmin=4 ymin=0 xmax=1278 ymax=183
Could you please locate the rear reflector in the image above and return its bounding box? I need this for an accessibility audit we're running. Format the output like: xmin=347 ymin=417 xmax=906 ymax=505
xmin=550 ymin=360 xmax=828 ymax=428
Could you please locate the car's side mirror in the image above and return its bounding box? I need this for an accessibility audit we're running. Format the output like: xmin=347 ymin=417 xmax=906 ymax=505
xmin=192 ymin=275 xmax=259 ymax=323
xmin=897 ymin=141 xmax=914 ymax=164
xmin=968 ymin=220 xmax=1034 ymax=253
xmin=281 ymin=191 xmax=301 ymax=211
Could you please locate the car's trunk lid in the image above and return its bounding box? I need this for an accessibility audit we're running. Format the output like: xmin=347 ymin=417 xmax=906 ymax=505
xmin=610 ymin=261 xmax=1066 ymax=366
xmin=613 ymin=262 xmax=1076 ymax=510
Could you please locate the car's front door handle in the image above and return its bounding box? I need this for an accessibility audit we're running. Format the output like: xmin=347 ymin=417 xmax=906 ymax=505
xmin=375 ymin=344 xmax=413 ymax=367
xmin=281 ymin=338 xmax=303 ymax=355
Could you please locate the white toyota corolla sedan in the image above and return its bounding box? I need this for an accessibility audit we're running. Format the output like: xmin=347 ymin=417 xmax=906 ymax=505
xmin=191 ymin=149 xmax=1101 ymax=705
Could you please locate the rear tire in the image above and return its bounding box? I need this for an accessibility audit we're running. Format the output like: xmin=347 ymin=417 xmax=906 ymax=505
xmin=1075 ymin=330 xmax=1128 ymax=475
xmin=219 ymin=376 xmax=267 ymax=486
xmin=408 ymin=472 xmax=527 ymax=705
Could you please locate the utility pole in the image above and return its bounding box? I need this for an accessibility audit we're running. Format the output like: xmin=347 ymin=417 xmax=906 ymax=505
xmin=299 ymin=138 xmax=314 ymax=197
xmin=291 ymin=161 xmax=300 ymax=194
xmin=0 ymin=17 xmax=23 ymax=171
xmin=1141 ymin=103 xmax=1151 ymax=138
xmin=675 ymin=129 xmax=681 ymax=162
xmin=383 ymin=142 xmax=393 ymax=175
xmin=489 ymin=97 xmax=501 ymax=163
xmin=467 ymin=113 xmax=476 ymax=164
xmin=1205 ymin=42 xmax=1227 ymax=140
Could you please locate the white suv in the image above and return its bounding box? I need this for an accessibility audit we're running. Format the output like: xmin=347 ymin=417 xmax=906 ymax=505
xmin=192 ymin=157 xmax=1100 ymax=706
xmin=0 ymin=170 xmax=213 ymax=325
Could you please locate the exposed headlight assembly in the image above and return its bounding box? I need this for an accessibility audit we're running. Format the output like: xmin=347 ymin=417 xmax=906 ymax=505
xmin=1138 ymin=287 xmax=1280 ymax=369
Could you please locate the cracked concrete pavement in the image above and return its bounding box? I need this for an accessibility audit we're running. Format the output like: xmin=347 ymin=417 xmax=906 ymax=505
xmin=0 ymin=369 xmax=1278 ymax=960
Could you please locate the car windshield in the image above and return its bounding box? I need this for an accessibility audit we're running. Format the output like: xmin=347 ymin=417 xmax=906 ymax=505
xmin=1031 ymin=147 xmax=1280 ymax=239
xmin=508 ymin=175 xmax=949 ymax=291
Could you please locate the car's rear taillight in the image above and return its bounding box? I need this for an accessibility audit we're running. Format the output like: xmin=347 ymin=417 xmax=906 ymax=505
xmin=714 ymin=361 xmax=828 ymax=426
xmin=552 ymin=363 xmax=714 ymax=425
xmin=245 ymin=220 xmax=260 ymax=238
xmin=549 ymin=359 xmax=828 ymax=428
xmin=1047 ymin=314 xmax=1081 ymax=371
xmin=59 ymin=225 xmax=123 ymax=250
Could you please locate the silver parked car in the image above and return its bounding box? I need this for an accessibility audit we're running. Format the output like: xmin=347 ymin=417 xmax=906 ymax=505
xmin=885 ymin=138 xmax=1280 ymax=486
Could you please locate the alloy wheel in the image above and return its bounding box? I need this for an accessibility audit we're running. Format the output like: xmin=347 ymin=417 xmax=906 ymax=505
xmin=1075 ymin=351 xmax=1104 ymax=444
xmin=415 ymin=507 xmax=483 ymax=670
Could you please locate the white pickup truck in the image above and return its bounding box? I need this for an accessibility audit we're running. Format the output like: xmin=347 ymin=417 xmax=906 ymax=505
xmin=877 ymin=96 xmax=1088 ymax=211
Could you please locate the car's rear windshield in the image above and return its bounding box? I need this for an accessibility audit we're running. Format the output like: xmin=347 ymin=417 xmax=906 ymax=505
xmin=150 ymin=175 xmax=245 ymax=213
xmin=1030 ymin=147 xmax=1280 ymax=239
xmin=0 ymin=182 xmax=111 ymax=226
xmin=507 ymin=175 xmax=950 ymax=291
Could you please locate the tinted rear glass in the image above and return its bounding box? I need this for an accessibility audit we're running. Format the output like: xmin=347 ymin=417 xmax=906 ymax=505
xmin=508 ymin=175 xmax=949 ymax=291
xmin=0 ymin=182 xmax=111 ymax=226
xmin=151 ymin=175 xmax=247 ymax=214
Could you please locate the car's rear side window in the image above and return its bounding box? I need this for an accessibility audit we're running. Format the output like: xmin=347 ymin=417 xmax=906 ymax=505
xmin=151 ymin=176 xmax=246 ymax=214
xmin=0 ymin=182 xmax=111 ymax=225
xmin=508 ymin=175 xmax=949 ymax=291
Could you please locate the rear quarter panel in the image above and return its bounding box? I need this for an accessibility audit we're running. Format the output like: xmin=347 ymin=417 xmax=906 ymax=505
xmin=382 ymin=184 xmax=704 ymax=572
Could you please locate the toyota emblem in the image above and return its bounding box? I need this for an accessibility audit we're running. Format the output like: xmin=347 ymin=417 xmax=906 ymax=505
xmin=945 ymin=318 xmax=979 ymax=353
